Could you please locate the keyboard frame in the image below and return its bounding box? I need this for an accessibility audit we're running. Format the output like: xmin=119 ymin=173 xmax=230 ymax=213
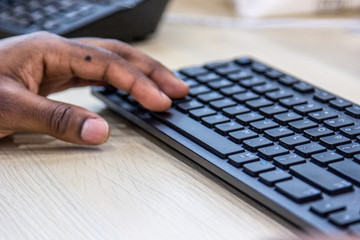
xmin=92 ymin=57 xmax=360 ymax=236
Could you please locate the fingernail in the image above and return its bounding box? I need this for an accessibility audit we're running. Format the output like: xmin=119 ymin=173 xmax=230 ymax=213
xmin=81 ymin=118 xmax=109 ymax=145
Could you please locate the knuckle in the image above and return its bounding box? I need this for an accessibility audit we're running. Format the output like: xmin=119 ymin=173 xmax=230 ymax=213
xmin=27 ymin=31 xmax=64 ymax=48
xmin=30 ymin=31 xmax=58 ymax=39
xmin=151 ymin=60 xmax=162 ymax=70
xmin=48 ymin=104 xmax=73 ymax=135
xmin=110 ymin=41 xmax=132 ymax=58
xmin=148 ymin=60 xmax=163 ymax=75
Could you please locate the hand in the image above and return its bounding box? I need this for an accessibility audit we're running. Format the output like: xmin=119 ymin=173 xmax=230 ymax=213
xmin=0 ymin=32 xmax=188 ymax=145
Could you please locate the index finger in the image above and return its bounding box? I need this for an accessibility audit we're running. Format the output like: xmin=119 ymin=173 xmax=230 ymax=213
xmin=74 ymin=37 xmax=189 ymax=99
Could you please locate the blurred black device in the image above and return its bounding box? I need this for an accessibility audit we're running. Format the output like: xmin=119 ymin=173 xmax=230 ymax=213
xmin=0 ymin=0 xmax=169 ymax=41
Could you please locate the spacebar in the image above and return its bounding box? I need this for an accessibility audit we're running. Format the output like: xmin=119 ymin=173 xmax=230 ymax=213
xmin=151 ymin=108 xmax=244 ymax=158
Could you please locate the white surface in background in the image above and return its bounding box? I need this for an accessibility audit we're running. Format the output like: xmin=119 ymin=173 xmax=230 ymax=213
xmin=164 ymin=13 xmax=360 ymax=31
xmin=229 ymin=0 xmax=360 ymax=18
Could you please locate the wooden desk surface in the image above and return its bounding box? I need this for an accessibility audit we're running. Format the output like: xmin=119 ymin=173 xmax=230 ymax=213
xmin=1 ymin=1 xmax=359 ymax=239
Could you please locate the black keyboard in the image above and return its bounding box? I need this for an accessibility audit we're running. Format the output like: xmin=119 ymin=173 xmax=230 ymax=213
xmin=0 ymin=0 xmax=168 ymax=42
xmin=92 ymin=57 xmax=360 ymax=236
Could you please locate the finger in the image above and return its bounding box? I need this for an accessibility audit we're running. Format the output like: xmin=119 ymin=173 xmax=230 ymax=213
xmin=0 ymin=83 xmax=109 ymax=145
xmin=36 ymin=33 xmax=172 ymax=111
xmin=74 ymin=37 xmax=189 ymax=99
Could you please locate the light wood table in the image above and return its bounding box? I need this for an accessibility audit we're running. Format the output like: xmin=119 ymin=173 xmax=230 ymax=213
xmin=0 ymin=1 xmax=359 ymax=239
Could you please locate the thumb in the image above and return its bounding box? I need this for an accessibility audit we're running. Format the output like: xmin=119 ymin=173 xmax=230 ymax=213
xmin=2 ymin=87 xmax=109 ymax=145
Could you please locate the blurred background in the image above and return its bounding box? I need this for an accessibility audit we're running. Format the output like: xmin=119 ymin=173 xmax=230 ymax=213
xmin=167 ymin=0 xmax=360 ymax=31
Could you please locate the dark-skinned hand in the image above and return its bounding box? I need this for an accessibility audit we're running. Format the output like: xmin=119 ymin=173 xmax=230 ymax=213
xmin=0 ymin=32 xmax=189 ymax=145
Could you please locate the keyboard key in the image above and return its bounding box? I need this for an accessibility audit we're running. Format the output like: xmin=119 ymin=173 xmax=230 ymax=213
xmin=293 ymin=82 xmax=314 ymax=93
xmin=313 ymin=90 xmax=336 ymax=103
xmin=252 ymin=83 xmax=279 ymax=94
xmin=274 ymin=112 xmax=303 ymax=124
xmin=235 ymin=112 xmax=264 ymax=125
xmin=264 ymin=127 xmax=294 ymax=141
xmin=215 ymin=121 xmax=244 ymax=135
xmin=259 ymin=105 xmax=288 ymax=117
xmin=246 ymin=98 xmax=274 ymax=110
xmin=311 ymin=151 xmax=344 ymax=166
xmin=278 ymin=75 xmax=299 ymax=86
xmin=196 ymin=72 xmax=221 ymax=83
xmin=197 ymin=92 xmax=223 ymax=103
xmin=279 ymin=135 xmax=310 ymax=149
xmin=215 ymin=63 xmax=242 ymax=75
xmin=250 ymin=119 xmax=279 ymax=133
xmin=258 ymin=144 xmax=289 ymax=159
xmin=42 ymin=18 xmax=60 ymax=30
xmin=265 ymin=69 xmax=283 ymax=79
xmin=355 ymin=154 xmax=360 ymax=163
xmin=152 ymin=108 xmax=244 ymax=158
xmin=329 ymin=211 xmax=360 ymax=227
xmin=340 ymin=125 xmax=360 ymax=139
xmin=180 ymin=66 xmax=209 ymax=77
xmin=336 ymin=143 xmax=360 ymax=157
xmin=220 ymin=85 xmax=246 ymax=96
xmin=320 ymin=135 xmax=351 ymax=149
xmin=208 ymin=79 xmax=234 ymax=89
xmin=290 ymin=162 xmax=352 ymax=195
xmin=204 ymin=61 xmax=228 ymax=70
xmin=243 ymin=137 xmax=273 ymax=151
xmin=176 ymin=100 xmax=204 ymax=112
xmin=251 ymin=62 xmax=268 ymax=73
xmin=114 ymin=88 xmax=127 ymax=97
xmin=228 ymin=152 xmax=259 ymax=168
xmin=184 ymin=79 xmax=199 ymax=87
xmin=209 ymin=98 xmax=237 ymax=110
xmin=328 ymin=160 xmax=360 ymax=185
xmin=279 ymin=96 xmax=307 ymax=108
xmin=273 ymin=153 xmax=306 ymax=169
xmin=172 ymin=96 xmax=192 ymax=104
xmin=289 ymin=119 xmax=318 ymax=132
xmin=240 ymin=77 xmax=266 ymax=88
xmin=233 ymin=92 xmax=260 ymax=103
xmin=310 ymin=201 xmax=346 ymax=217
xmin=127 ymin=95 xmax=138 ymax=105
xmin=229 ymin=129 xmax=258 ymax=143
xmin=234 ymin=57 xmax=252 ymax=65
xmin=324 ymin=118 xmax=354 ymax=131
xmin=295 ymin=143 xmax=326 ymax=157
xmin=202 ymin=114 xmax=230 ymax=127
xmin=259 ymin=169 xmax=292 ymax=186
xmin=265 ymin=90 xmax=293 ymax=101
xmin=293 ymin=103 xmax=322 ymax=115
xmin=243 ymin=160 xmax=275 ymax=176
xmin=304 ymin=127 xmax=334 ymax=141
xmin=222 ymin=105 xmax=250 ymax=118
xmin=275 ymin=179 xmax=322 ymax=203
xmin=308 ymin=110 xmax=338 ymax=123
xmin=346 ymin=105 xmax=360 ymax=118
xmin=227 ymin=71 xmax=252 ymax=81
xmin=30 ymin=10 xmax=45 ymax=22
xmin=329 ymin=98 xmax=352 ymax=110
xmin=189 ymin=107 xmax=216 ymax=120
xmin=189 ymin=85 xmax=212 ymax=96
